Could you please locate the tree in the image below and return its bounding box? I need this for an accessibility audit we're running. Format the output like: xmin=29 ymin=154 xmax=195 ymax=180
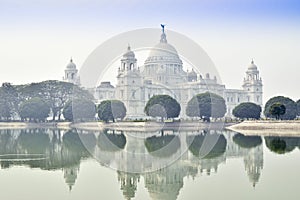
xmin=63 ymin=98 xmax=96 ymax=121
xmin=97 ymin=100 xmax=126 ymax=122
xmin=186 ymin=92 xmax=226 ymax=119
xmin=144 ymin=95 xmax=181 ymax=119
xmin=19 ymin=97 xmax=50 ymax=122
xmin=233 ymin=102 xmax=262 ymax=119
xmin=264 ymin=96 xmax=297 ymax=120
xmin=0 ymin=83 xmax=20 ymax=120
xmin=269 ymin=102 xmax=286 ymax=120
xmin=296 ymin=100 xmax=300 ymax=117
xmin=18 ymin=80 xmax=94 ymax=121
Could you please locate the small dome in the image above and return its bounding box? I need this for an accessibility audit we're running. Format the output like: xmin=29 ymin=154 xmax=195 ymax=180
xmin=123 ymin=45 xmax=135 ymax=58
xmin=98 ymin=81 xmax=114 ymax=88
xmin=248 ymin=60 xmax=258 ymax=70
xmin=67 ymin=58 xmax=76 ymax=69
xmin=188 ymin=69 xmax=197 ymax=77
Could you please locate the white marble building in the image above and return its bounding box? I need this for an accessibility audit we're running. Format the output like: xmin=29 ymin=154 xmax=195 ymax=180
xmin=69 ymin=27 xmax=263 ymax=119
xmin=63 ymin=58 xmax=80 ymax=85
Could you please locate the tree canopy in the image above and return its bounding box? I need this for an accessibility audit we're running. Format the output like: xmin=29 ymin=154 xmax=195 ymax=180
xmin=269 ymin=102 xmax=286 ymax=120
xmin=18 ymin=80 xmax=93 ymax=121
xmin=63 ymin=98 xmax=96 ymax=121
xmin=232 ymin=102 xmax=262 ymax=119
xmin=296 ymin=100 xmax=300 ymax=117
xmin=19 ymin=97 xmax=50 ymax=122
xmin=0 ymin=80 xmax=94 ymax=121
xmin=0 ymin=83 xmax=19 ymax=120
xmin=144 ymin=95 xmax=181 ymax=119
xmin=97 ymin=100 xmax=126 ymax=122
xmin=186 ymin=92 xmax=226 ymax=119
xmin=264 ymin=96 xmax=297 ymax=120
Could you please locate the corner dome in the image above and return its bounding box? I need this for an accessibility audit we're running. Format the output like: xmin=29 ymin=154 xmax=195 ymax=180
xmin=123 ymin=45 xmax=135 ymax=58
xmin=248 ymin=60 xmax=258 ymax=70
xmin=67 ymin=58 xmax=76 ymax=69
xmin=188 ymin=69 xmax=197 ymax=76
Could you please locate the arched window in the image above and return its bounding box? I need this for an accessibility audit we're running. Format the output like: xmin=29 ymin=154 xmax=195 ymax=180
xmin=130 ymin=63 xmax=134 ymax=70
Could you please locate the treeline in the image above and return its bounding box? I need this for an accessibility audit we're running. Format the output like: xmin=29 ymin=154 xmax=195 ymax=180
xmin=144 ymin=93 xmax=300 ymax=121
xmin=0 ymin=81 xmax=94 ymax=122
xmin=233 ymin=96 xmax=300 ymax=120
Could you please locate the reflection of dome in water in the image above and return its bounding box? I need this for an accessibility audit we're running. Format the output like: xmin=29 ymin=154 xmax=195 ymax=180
xmin=118 ymin=171 xmax=140 ymax=200
xmin=64 ymin=165 xmax=79 ymax=191
xmin=145 ymin=168 xmax=184 ymax=200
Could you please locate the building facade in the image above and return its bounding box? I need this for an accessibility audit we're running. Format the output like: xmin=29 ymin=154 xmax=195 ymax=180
xmin=94 ymin=28 xmax=263 ymax=118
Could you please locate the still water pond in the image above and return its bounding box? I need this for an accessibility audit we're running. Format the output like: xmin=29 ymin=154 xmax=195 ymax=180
xmin=0 ymin=128 xmax=299 ymax=200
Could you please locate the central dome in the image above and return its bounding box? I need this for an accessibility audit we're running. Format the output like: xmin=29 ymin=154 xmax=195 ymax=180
xmin=144 ymin=29 xmax=182 ymax=65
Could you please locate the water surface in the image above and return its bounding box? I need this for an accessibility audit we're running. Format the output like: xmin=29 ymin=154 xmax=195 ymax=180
xmin=0 ymin=128 xmax=299 ymax=200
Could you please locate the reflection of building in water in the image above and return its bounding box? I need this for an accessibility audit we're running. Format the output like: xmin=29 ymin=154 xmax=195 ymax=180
xmin=144 ymin=163 xmax=198 ymax=200
xmin=0 ymin=128 xmax=265 ymax=196
xmin=223 ymin=131 xmax=264 ymax=187
xmin=118 ymin=171 xmax=140 ymax=200
xmin=243 ymin=146 xmax=263 ymax=187
xmin=92 ymin=129 xmax=264 ymax=199
xmin=63 ymin=165 xmax=80 ymax=191
xmin=0 ymin=129 xmax=90 ymax=191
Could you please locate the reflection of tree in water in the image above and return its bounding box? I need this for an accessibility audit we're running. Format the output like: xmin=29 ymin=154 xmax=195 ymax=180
xmin=0 ymin=128 xmax=97 ymax=191
xmin=186 ymin=131 xmax=227 ymax=159
xmin=233 ymin=133 xmax=262 ymax=149
xmin=265 ymin=136 xmax=299 ymax=154
xmin=18 ymin=129 xmax=51 ymax=154
xmin=0 ymin=129 xmax=95 ymax=169
xmin=97 ymin=129 xmax=126 ymax=152
xmin=144 ymin=131 xmax=180 ymax=157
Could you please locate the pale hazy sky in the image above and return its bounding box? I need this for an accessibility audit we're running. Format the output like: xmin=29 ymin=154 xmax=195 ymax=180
xmin=0 ymin=0 xmax=300 ymax=103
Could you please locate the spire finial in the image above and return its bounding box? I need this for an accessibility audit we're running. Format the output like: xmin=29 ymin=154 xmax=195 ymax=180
xmin=127 ymin=44 xmax=131 ymax=51
xmin=70 ymin=57 xmax=73 ymax=62
xmin=161 ymin=24 xmax=165 ymax=33
xmin=251 ymin=58 xmax=254 ymax=64
xmin=160 ymin=24 xmax=167 ymax=43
